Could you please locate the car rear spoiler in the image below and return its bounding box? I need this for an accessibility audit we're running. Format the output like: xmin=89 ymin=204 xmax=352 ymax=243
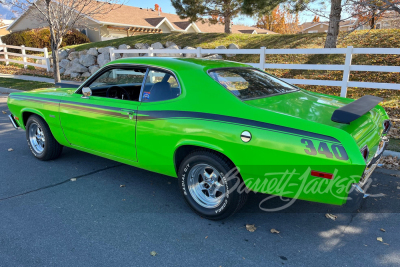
xmin=331 ymin=95 xmax=383 ymax=124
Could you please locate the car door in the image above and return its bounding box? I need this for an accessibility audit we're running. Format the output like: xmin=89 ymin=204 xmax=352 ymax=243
xmin=60 ymin=65 xmax=148 ymax=162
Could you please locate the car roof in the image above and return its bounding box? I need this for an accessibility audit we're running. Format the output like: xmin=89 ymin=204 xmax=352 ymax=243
xmin=105 ymin=57 xmax=252 ymax=72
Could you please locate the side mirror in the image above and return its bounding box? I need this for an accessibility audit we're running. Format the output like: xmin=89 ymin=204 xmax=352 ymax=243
xmin=81 ymin=87 xmax=92 ymax=99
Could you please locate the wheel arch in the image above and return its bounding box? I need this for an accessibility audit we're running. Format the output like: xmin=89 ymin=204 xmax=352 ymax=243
xmin=21 ymin=108 xmax=46 ymax=129
xmin=173 ymin=142 xmax=237 ymax=176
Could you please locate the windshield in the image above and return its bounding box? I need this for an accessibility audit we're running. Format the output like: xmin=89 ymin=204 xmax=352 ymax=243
xmin=209 ymin=68 xmax=298 ymax=100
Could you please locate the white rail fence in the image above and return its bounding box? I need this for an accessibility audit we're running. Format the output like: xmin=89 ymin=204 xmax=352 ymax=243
xmin=0 ymin=44 xmax=51 ymax=72
xmin=110 ymin=46 xmax=400 ymax=98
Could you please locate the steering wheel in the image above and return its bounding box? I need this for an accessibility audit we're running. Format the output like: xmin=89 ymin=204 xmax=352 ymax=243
xmin=106 ymin=85 xmax=131 ymax=100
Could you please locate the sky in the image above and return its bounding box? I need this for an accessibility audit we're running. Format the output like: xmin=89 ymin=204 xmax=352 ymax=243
xmin=0 ymin=4 xmax=15 ymax=20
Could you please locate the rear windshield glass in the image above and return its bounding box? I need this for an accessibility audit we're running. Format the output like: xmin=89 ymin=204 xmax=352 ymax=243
xmin=209 ymin=68 xmax=298 ymax=100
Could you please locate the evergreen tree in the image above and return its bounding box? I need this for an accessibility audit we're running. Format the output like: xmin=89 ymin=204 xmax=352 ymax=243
xmin=171 ymin=0 xmax=284 ymax=33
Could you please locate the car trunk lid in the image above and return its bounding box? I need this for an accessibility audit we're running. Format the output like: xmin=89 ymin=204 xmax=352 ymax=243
xmin=244 ymin=90 xmax=383 ymax=146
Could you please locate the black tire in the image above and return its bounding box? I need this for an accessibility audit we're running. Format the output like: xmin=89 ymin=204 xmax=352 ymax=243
xmin=178 ymin=150 xmax=248 ymax=220
xmin=26 ymin=114 xmax=63 ymax=161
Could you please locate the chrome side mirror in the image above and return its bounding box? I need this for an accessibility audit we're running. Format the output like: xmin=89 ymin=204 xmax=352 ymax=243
xmin=82 ymin=87 xmax=92 ymax=99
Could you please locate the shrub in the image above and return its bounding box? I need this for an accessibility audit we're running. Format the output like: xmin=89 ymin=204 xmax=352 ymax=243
xmin=1 ymin=28 xmax=90 ymax=52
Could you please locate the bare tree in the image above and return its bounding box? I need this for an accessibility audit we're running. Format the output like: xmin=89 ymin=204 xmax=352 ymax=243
xmin=289 ymin=0 xmax=348 ymax=48
xmin=325 ymin=0 xmax=342 ymax=48
xmin=2 ymin=0 xmax=123 ymax=83
xmin=351 ymin=0 xmax=400 ymax=14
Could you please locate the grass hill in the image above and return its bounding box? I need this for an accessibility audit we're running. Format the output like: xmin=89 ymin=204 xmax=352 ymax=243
xmin=66 ymin=29 xmax=400 ymax=120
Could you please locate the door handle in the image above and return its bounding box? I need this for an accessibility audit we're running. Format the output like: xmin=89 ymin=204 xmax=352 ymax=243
xmin=120 ymin=109 xmax=136 ymax=119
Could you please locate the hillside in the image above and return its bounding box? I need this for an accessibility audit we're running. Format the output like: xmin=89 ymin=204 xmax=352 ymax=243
xmin=67 ymin=29 xmax=400 ymax=51
xmin=66 ymin=30 xmax=400 ymax=119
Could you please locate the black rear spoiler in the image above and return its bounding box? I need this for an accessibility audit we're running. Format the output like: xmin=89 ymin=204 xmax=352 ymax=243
xmin=331 ymin=95 xmax=383 ymax=124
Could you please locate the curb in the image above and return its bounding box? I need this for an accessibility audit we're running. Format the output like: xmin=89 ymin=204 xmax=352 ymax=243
xmin=383 ymin=150 xmax=400 ymax=158
xmin=0 ymin=87 xmax=22 ymax=94
xmin=0 ymin=74 xmax=81 ymax=86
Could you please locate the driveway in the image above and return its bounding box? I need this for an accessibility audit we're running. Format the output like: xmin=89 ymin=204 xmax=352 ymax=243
xmin=1 ymin=95 xmax=400 ymax=267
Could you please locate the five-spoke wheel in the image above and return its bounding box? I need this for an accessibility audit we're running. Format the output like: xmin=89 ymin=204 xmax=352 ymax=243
xmin=188 ymin=164 xmax=227 ymax=209
xmin=179 ymin=150 xmax=248 ymax=220
xmin=26 ymin=114 xmax=63 ymax=160
xmin=28 ymin=122 xmax=45 ymax=154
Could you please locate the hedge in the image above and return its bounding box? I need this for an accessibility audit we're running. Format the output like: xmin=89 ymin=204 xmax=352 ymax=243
xmin=1 ymin=28 xmax=90 ymax=52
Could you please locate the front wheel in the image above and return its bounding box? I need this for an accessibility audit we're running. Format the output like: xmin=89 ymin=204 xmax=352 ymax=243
xmin=178 ymin=150 xmax=247 ymax=220
xmin=26 ymin=114 xmax=63 ymax=161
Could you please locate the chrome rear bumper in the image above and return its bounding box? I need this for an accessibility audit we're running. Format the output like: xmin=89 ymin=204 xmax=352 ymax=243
xmin=344 ymin=136 xmax=388 ymax=208
xmin=8 ymin=114 xmax=19 ymax=129
xmin=360 ymin=136 xmax=388 ymax=187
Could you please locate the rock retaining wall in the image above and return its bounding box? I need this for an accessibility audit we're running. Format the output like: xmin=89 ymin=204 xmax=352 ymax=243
xmin=51 ymin=42 xmax=239 ymax=78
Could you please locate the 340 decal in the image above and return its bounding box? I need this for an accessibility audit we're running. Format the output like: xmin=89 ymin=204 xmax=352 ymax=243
xmin=301 ymin=139 xmax=349 ymax=161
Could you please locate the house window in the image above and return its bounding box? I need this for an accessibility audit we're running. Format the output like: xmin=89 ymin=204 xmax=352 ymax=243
xmin=308 ymin=30 xmax=318 ymax=33
xmin=376 ymin=23 xmax=381 ymax=29
xmin=383 ymin=22 xmax=390 ymax=28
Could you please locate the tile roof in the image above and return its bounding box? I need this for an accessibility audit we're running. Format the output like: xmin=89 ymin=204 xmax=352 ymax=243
xmin=300 ymin=20 xmax=356 ymax=31
xmin=91 ymin=5 xmax=188 ymax=29
xmin=90 ymin=4 xmax=277 ymax=34
xmin=195 ymin=20 xmax=277 ymax=34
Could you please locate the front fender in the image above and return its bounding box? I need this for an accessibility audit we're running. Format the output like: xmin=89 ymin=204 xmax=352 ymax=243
xmin=18 ymin=108 xmax=69 ymax=147
xmin=20 ymin=108 xmax=46 ymax=130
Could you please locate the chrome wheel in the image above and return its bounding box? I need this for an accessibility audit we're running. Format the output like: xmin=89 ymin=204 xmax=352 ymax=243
xmin=187 ymin=164 xmax=227 ymax=209
xmin=28 ymin=122 xmax=45 ymax=154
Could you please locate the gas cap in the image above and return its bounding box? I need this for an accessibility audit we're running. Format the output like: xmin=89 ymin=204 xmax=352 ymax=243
xmin=241 ymin=131 xmax=252 ymax=142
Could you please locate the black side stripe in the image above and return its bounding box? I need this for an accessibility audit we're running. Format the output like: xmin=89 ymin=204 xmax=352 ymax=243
xmin=10 ymin=95 xmax=340 ymax=143
xmin=138 ymin=110 xmax=340 ymax=143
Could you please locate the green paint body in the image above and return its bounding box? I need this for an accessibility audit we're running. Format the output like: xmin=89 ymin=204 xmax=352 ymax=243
xmin=7 ymin=58 xmax=389 ymax=206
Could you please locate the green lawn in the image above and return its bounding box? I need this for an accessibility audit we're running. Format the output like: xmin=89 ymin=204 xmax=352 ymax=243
xmin=0 ymin=77 xmax=54 ymax=91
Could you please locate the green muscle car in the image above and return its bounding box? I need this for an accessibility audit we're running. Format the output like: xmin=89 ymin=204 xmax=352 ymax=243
xmin=7 ymin=57 xmax=391 ymax=220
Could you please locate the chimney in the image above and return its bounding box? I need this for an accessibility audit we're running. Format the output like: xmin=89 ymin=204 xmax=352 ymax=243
xmin=158 ymin=10 xmax=160 ymax=16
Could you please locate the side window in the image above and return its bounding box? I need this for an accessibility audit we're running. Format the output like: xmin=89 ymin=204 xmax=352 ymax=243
xmin=85 ymin=68 xmax=147 ymax=101
xmin=142 ymin=70 xmax=180 ymax=102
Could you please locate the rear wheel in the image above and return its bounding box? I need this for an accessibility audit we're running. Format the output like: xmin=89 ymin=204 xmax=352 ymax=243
xmin=26 ymin=114 xmax=63 ymax=161
xmin=178 ymin=150 xmax=247 ymax=220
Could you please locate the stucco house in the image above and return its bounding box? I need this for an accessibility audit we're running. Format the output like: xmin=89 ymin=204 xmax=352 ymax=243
xmin=355 ymin=12 xmax=400 ymax=30
xmin=0 ymin=19 xmax=14 ymax=37
xmin=7 ymin=4 xmax=276 ymax=42
xmin=299 ymin=20 xmax=356 ymax=33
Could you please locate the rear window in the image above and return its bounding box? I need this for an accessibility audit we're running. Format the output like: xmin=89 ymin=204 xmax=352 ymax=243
xmin=209 ymin=68 xmax=298 ymax=100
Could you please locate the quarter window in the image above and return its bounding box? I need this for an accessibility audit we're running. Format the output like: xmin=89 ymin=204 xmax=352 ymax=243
xmin=141 ymin=70 xmax=180 ymax=102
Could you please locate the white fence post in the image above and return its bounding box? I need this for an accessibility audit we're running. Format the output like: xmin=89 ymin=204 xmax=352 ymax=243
xmin=259 ymin=47 xmax=266 ymax=70
xmin=43 ymin=48 xmax=50 ymax=72
xmin=109 ymin=47 xmax=115 ymax=61
xmin=21 ymin=45 xmax=27 ymax=69
xmin=149 ymin=47 xmax=154 ymax=57
xmin=196 ymin=47 xmax=202 ymax=58
xmin=341 ymin=46 xmax=353 ymax=98
xmin=3 ymin=44 xmax=9 ymax=66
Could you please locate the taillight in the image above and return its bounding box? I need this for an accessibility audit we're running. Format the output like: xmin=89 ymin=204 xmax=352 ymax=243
xmin=311 ymin=170 xmax=333 ymax=179
xmin=361 ymin=145 xmax=369 ymax=163
xmin=383 ymin=120 xmax=392 ymax=134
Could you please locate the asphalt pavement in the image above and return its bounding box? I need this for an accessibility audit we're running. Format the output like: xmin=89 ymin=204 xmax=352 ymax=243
xmin=1 ymin=95 xmax=400 ymax=267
